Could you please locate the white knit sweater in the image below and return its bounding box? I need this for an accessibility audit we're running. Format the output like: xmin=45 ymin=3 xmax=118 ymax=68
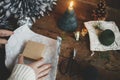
xmin=8 ymin=64 xmax=36 ymax=80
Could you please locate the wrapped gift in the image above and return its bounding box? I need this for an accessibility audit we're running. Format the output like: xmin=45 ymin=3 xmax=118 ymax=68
xmin=5 ymin=18 xmax=62 ymax=80
xmin=84 ymin=21 xmax=120 ymax=51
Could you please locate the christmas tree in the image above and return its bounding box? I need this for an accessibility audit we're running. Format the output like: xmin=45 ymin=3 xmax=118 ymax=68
xmin=58 ymin=1 xmax=78 ymax=32
xmin=93 ymin=0 xmax=107 ymax=20
xmin=58 ymin=9 xmax=78 ymax=32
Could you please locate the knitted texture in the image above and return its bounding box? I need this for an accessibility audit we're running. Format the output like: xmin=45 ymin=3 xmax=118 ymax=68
xmin=8 ymin=64 xmax=36 ymax=80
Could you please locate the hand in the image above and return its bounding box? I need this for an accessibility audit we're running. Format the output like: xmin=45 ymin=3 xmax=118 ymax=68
xmin=18 ymin=55 xmax=51 ymax=80
xmin=0 ymin=29 xmax=13 ymax=44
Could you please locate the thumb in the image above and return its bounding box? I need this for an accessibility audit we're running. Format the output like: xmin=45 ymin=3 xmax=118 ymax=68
xmin=18 ymin=54 xmax=24 ymax=64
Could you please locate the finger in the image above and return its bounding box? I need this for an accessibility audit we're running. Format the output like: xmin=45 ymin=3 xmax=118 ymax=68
xmin=38 ymin=64 xmax=51 ymax=73
xmin=0 ymin=30 xmax=13 ymax=37
xmin=37 ymin=68 xmax=51 ymax=79
xmin=38 ymin=74 xmax=48 ymax=80
xmin=0 ymin=39 xmax=7 ymax=44
xmin=18 ymin=54 xmax=24 ymax=64
xmin=34 ymin=58 xmax=45 ymax=67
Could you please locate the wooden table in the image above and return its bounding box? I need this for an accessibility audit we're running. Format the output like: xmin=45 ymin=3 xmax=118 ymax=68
xmin=0 ymin=0 xmax=120 ymax=80
xmin=32 ymin=0 xmax=120 ymax=80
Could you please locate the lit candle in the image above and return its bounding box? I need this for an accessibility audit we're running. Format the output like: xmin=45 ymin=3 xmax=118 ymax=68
xmin=74 ymin=31 xmax=80 ymax=41
xmin=68 ymin=1 xmax=74 ymax=11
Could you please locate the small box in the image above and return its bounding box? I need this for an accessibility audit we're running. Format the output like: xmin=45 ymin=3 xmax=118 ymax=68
xmin=22 ymin=40 xmax=46 ymax=60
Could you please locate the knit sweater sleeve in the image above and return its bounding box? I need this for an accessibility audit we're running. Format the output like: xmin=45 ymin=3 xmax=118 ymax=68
xmin=8 ymin=64 xmax=36 ymax=80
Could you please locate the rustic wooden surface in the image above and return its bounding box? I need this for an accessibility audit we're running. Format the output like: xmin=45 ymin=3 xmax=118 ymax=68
xmin=32 ymin=0 xmax=120 ymax=80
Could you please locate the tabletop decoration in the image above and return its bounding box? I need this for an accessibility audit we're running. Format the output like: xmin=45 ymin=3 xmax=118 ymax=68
xmin=74 ymin=31 xmax=80 ymax=41
xmin=58 ymin=1 xmax=78 ymax=32
xmin=92 ymin=0 xmax=107 ymax=20
xmin=84 ymin=21 xmax=120 ymax=51
xmin=81 ymin=28 xmax=88 ymax=37
xmin=0 ymin=0 xmax=57 ymax=27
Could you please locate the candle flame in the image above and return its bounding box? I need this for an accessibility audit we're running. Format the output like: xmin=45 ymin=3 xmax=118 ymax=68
xmin=68 ymin=1 xmax=74 ymax=10
xmin=69 ymin=1 xmax=74 ymax=8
